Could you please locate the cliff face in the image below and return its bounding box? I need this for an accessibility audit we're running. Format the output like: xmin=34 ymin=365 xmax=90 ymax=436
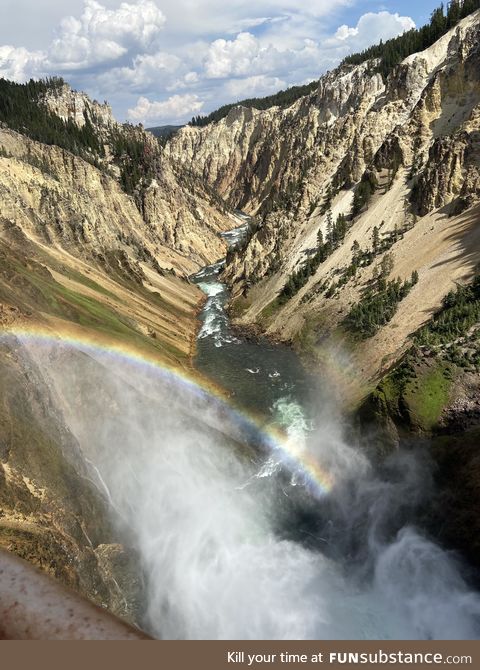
xmin=0 ymin=125 xmax=227 ymax=277
xmin=43 ymin=83 xmax=115 ymax=132
xmin=40 ymin=83 xmax=232 ymax=273
xmin=165 ymin=61 xmax=386 ymax=215
xmin=0 ymin=80 xmax=235 ymax=622
xmin=168 ymin=11 xmax=480 ymax=222
xmin=0 ymin=169 xmax=205 ymax=623
xmin=167 ymin=10 xmax=480 ymax=403
xmin=0 ymin=333 xmax=142 ymax=624
xmin=414 ymin=104 xmax=480 ymax=215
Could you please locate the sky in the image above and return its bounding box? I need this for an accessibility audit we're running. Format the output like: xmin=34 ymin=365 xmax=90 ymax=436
xmin=0 ymin=0 xmax=441 ymax=126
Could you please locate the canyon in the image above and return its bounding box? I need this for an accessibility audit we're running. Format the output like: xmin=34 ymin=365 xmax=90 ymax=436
xmin=0 ymin=6 xmax=480 ymax=638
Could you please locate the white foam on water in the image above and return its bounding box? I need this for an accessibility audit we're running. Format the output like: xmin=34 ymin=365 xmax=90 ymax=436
xmin=23 ymin=343 xmax=480 ymax=641
xmin=273 ymin=396 xmax=312 ymax=457
xmin=197 ymin=281 xmax=224 ymax=298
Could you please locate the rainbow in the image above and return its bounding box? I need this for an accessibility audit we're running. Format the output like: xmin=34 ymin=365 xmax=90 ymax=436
xmin=0 ymin=323 xmax=335 ymax=497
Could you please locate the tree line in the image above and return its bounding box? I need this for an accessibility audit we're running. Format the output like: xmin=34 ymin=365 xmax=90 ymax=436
xmin=344 ymin=270 xmax=419 ymax=339
xmin=189 ymin=81 xmax=319 ymax=128
xmin=0 ymin=77 xmax=104 ymax=159
xmin=342 ymin=1 xmax=480 ymax=78
xmin=416 ymin=276 xmax=480 ymax=347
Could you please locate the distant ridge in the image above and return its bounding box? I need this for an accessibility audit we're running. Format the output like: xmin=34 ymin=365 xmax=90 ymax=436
xmin=189 ymin=81 xmax=318 ymax=128
xmin=188 ymin=0 xmax=480 ymax=129
xmin=147 ymin=125 xmax=183 ymax=139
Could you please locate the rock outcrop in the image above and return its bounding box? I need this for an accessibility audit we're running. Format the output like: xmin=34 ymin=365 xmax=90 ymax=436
xmin=40 ymin=82 xmax=232 ymax=273
xmin=44 ymin=83 xmax=115 ymax=132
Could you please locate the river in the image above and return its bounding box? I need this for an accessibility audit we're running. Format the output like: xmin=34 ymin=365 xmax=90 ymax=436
xmin=192 ymin=216 xmax=316 ymax=434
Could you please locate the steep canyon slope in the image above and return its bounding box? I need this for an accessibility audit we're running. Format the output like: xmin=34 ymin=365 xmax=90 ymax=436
xmin=0 ymin=80 xmax=234 ymax=621
xmin=167 ymin=10 xmax=480 ymax=406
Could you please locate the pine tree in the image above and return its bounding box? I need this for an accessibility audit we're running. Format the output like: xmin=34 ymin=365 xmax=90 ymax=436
xmin=336 ymin=213 xmax=347 ymax=241
xmin=321 ymin=184 xmax=335 ymax=214
xmin=372 ymin=226 xmax=380 ymax=255
xmin=317 ymin=228 xmax=324 ymax=248
xmin=351 ymin=240 xmax=360 ymax=268
xmin=326 ymin=209 xmax=334 ymax=244
xmin=447 ymin=0 xmax=461 ymax=27
xmin=381 ymin=252 xmax=395 ymax=278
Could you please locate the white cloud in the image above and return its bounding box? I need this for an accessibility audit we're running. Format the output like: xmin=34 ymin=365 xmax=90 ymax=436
xmin=204 ymin=33 xmax=260 ymax=79
xmin=128 ymin=93 xmax=204 ymax=124
xmin=330 ymin=12 xmax=415 ymax=51
xmin=167 ymin=71 xmax=200 ymax=92
xmin=203 ymin=32 xmax=323 ymax=81
xmin=99 ymin=51 xmax=182 ymax=93
xmin=225 ymin=75 xmax=287 ymax=100
xmin=0 ymin=45 xmax=45 ymax=82
xmin=184 ymin=71 xmax=199 ymax=84
xmin=334 ymin=25 xmax=359 ymax=41
xmin=0 ymin=0 xmax=167 ymax=80
xmin=47 ymin=0 xmax=166 ymax=70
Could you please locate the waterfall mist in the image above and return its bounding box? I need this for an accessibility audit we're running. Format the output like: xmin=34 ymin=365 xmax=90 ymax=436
xmin=23 ymin=340 xmax=480 ymax=640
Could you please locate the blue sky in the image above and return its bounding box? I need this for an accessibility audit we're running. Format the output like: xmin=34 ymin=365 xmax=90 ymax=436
xmin=0 ymin=1 xmax=444 ymax=125
xmin=344 ymin=0 xmax=439 ymax=26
